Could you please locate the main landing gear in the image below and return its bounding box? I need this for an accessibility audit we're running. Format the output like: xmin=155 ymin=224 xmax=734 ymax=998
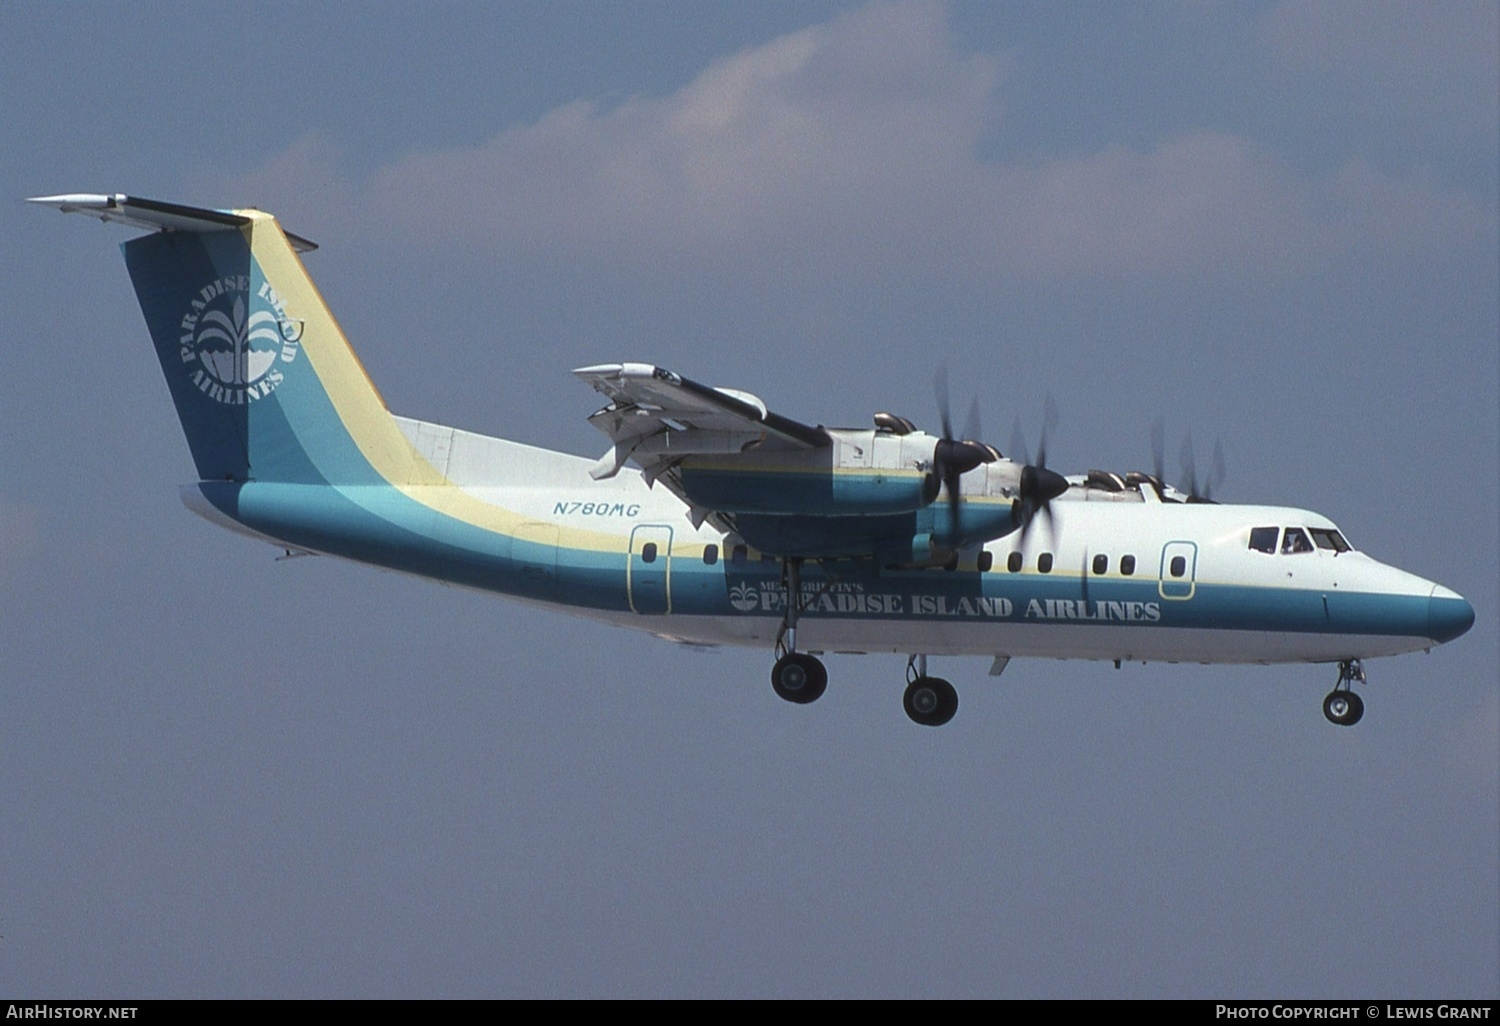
xmin=1322 ymin=659 xmax=1366 ymax=727
xmin=771 ymin=558 xmax=827 ymax=705
xmin=903 ymin=654 xmax=958 ymax=727
xmin=766 ymin=560 xmax=960 ymax=725
xmin=771 ymin=652 xmax=827 ymax=704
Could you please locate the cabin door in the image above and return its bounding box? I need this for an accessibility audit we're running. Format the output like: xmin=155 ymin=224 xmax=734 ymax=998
xmin=629 ymin=525 xmax=673 ymax=614
xmin=1158 ymin=540 xmax=1198 ymax=600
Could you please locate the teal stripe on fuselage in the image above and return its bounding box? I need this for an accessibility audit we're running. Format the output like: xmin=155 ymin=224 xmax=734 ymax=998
xmin=197 ymin=481 xmax=633 ymax=609
xmin=200 ymin=473 xmax=1438 ymax=644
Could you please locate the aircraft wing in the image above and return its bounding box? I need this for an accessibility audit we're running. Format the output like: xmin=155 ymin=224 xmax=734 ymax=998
xmin=574 ymin=363 xmax=829 ymax=497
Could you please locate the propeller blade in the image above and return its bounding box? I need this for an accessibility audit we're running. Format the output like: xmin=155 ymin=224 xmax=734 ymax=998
xmin=930 ymin=369 xmax=1003 ymax=544
xmin=1013 ymin=397 xmax=1068 ymax=548
xmin=961 ymin=397 xmax=982 ymax=446
xmin=1206 ymin=438 xmax=1227 ymax=501
xmin=1179 ymin=431 xmax=1198 ymax=498
xmin=1036 ymin=394 xmax=1059 ymax=470
xmin=1170 ymin=431 xmax=1228 ymax=503
xmin=1016 ymin=492 xmax=1058 ymax=551
xmin=1150 ymin=418 xmax=1166 ymax=483
xmin=1009 ymin=416 xmax=1030 ymax=467
xmin=934 ymin=366 xmax=953 ymax=441
xmin=932 ymin=366 xmax=962 ymax=540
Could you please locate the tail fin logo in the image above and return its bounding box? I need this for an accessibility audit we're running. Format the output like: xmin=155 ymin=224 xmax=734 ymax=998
xmin=179 ymin=277 xmax=302 ymax=405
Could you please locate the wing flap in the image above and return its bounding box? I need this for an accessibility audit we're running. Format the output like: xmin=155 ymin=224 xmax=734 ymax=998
xmin=576 ymin=364 xmax=827 ymax=534
xmin=574 ymin=363 xmax=828 ymax=452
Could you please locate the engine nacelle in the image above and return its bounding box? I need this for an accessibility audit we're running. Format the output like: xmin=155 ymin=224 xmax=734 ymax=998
xmin=677 ymin=426 xmax=1043 ymax=561
xmin=677 ymin=428 xmax=938 ymax=516
xmin=732 ymin=494 xmax=1022 ymax=563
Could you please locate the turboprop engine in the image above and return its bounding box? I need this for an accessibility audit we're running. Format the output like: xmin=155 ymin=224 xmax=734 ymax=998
xmin=680 ymin=422 xmax=1068 ymax=562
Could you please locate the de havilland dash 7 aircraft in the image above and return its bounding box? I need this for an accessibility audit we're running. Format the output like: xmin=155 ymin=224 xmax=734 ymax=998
xmin=32 ymin=193 xmax=1475 ymax=727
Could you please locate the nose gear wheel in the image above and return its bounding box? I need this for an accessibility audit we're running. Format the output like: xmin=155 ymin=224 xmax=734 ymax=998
xmin=1322 ymin=659 xmax=1366 ymax=726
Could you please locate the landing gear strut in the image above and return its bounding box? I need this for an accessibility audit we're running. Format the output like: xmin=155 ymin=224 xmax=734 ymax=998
xmin=1322 ymin=659 xmax=1366 ymax=727
xmin=903 ymin=654 xmax=958 ymax=727
xmin=762 ymin=563 xmax=962 ymax=726
xmin=770 ymin=559 xmax=827 ymax=705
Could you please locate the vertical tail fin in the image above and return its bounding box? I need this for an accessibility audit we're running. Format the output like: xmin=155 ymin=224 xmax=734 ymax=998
xmin=32 ymin=194 xmax=421 ymax=488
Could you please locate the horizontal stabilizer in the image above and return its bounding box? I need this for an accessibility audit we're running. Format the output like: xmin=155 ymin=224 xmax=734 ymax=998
xmin=27 ymin=193 xmax=318 ymax=252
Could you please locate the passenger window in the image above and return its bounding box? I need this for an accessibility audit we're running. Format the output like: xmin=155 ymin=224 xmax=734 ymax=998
xmin=1169 ymin=555 xmax=1186 ymax=578
xmin=1092 ymin=554 xmax=1108 ymax=575
xmin=978 ymin=551 xmax=994 ymax=573
xmin=1007 ymin=551 xmax=1022 ymax=573
xmin=1120 ymin=554 xmax=1136 ymax=576
xmin=1309 ymin=528 xmax=1350 ymax=553
xmin=1038 ymin=553 xmax=1053 ymax=574
xmin=641 ymin=543 xmax=657 ymax=563
xmin=1249 ymin=527 xmax=1278 ymax=554
xmin=1282 ymin=528 xmax=1313 ymax=555
xmin=731 ymin=545 xmax=747 ymax=565
xmin=703 ymin=544 xmax=718 ymax=565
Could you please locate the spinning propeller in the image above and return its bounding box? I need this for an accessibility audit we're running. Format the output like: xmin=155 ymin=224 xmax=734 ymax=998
xmin=1151 ymin=419 xmax=1227 ymax=503
xmin=932 ymin=368 xmax=1001 ymax=537
xmin=922 ymin=370 xmax=1069 ymax=545
xmin=1008 ymin=395 xmax=1069 ymax=543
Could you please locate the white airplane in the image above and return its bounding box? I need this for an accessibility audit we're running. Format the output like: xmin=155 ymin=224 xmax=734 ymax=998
xmin=31 ymin=193 xmax=1474 ymax=727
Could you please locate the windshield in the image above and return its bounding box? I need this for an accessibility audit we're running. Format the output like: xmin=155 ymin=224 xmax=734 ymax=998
xmin=1309 ymin=527 xmax=1351 ymax=553
xmin=1282 ymin=528 xmax=1314 ymax=554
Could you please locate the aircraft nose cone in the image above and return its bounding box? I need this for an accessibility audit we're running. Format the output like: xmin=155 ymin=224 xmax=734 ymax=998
xmin=1428 ymin=585 xmax=1475 ymax=645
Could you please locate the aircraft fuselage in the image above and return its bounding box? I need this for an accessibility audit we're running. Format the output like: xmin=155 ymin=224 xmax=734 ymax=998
xmin=180 ymin=415 xmax=1471 ymax=667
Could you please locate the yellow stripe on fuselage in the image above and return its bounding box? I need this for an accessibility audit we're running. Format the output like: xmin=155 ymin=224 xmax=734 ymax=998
xmin=246 ymin=211 xmax=637 ymax=554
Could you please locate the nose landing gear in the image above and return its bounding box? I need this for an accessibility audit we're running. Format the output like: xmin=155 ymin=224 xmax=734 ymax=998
xmin=1322 ymin=659 xmax=1366 ymax=726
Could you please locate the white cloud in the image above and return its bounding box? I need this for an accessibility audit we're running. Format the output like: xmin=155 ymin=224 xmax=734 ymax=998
xmin=220 ymin=0 xmax=1491 ymax=284
xmin=356 ymin=2 xmax=998 ymax=268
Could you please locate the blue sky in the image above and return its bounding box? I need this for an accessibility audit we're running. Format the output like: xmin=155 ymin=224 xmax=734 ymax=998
xmin=3 ymin=0 xmax=1496 ymax=998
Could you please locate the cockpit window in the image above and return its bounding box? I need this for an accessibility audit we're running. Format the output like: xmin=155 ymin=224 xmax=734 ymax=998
xmin=1309 ymin=528 xmax=1351 ymax=553
xmin=1248 ymin=527 xmax=1278 ymax=554
xmin=1282 ymin=528 xmax=1314 ymax=554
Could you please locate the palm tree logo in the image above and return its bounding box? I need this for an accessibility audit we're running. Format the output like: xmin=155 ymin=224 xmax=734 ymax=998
xmin=729 ymin=582 xmax=759 ymax=612
xmin=195 ymin=292 xmax=282 ymax=387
